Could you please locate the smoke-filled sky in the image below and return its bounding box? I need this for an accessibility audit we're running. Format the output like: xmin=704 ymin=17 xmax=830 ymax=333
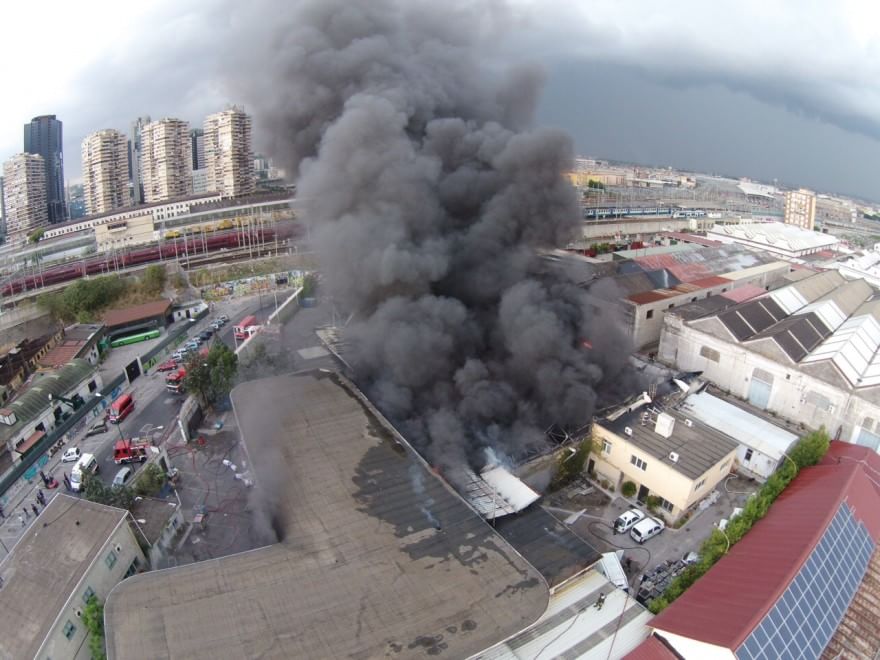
xmin=2 ymin=1 xmax=880 ymax=200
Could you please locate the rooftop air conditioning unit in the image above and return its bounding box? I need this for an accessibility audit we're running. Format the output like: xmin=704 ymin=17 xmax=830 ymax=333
xmin=655 ymin=412 xmax=676 ymax=438
xmin=669 ymin=451 xmax=680 ymax=463
xmin=685 ymin=419 xmax=694 ymax=427
xmin=624 ymin=427 xmax=633 ymax=436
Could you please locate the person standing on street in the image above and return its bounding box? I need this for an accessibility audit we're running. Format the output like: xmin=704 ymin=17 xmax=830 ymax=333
xmin=31 ymin=504 xmax=39 ymax=517
xmin=0 ymin=504 xmax=5 ymax=519
xmin=22 ymin=507 xmax=29 ymax=520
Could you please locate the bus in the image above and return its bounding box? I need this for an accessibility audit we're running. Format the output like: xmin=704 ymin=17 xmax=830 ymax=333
xmin=109 ymin=329 xmax=161 ymax=348
xmin=233 ymin=315 xmax=258 ymax=341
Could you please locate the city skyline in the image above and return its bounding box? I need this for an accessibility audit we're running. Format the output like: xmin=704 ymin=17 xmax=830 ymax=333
xmin=2 ymin=1 xmax=880 ymax=201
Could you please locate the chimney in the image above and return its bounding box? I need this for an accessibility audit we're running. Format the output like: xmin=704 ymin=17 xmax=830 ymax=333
xmin=655 ymin=412 xmax=675 ymax=438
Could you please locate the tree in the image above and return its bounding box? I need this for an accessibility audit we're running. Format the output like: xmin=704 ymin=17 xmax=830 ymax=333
xmin=140 ymin=264 xmax=166 ymax=297
xmin=28 ymin=228 xmax=45 ymax=244
xmin=184 ymin=342 xmax=238 ymax=408
xmin=82 ymin=595 xmax=106 ymax=660
xmin=38 ymin=275 xmax=127 ymax=323
xmin=82 ymin=473 xmax=135 ymax=510
xmin=549 ymin=439 xmax=592 ymax=491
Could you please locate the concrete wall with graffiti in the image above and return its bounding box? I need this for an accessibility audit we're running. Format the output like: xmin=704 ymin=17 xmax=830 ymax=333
xmin=200 ymin=270 xmax=306 ymax=301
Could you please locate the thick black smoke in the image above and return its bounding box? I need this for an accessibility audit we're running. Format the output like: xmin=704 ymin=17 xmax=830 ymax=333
xmin=244 ymin=0 xmax=639 ymax=471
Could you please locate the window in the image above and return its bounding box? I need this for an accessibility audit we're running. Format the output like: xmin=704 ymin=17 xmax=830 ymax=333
xmin=744 ymin=448 xmax=754 ymax=462
xmin=124 ymin=559 xmax=139 ymax=579
xmin=88 ymin=380 xmax=97 ymax=392
xmin=62 ymin=620 xmax=76 ymax=640
xmin=659 ymin=497 xmax=674 ymax=513
xmin=630 ymin=455 xmax=647 ymax=471
xmin=699 ymin=345 xmax=720 ymax=363
xmin=105 ymin=550 xmax=117 ymax=569
xmin=602 ymin=439 xmax=612 ymax=455
xmin=694 ymin=478 xmax=707 ymax=491
xmin=667 ymin=303 xmax=674 ymax=309
xmin=646 ymin=309 xmax=654 ymax=319
xmin=82 ymin=586 xmax=95 ymax=604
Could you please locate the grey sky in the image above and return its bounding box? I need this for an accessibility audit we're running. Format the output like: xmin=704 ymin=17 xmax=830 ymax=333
xmin=1 ymin=0 xmax=878 ymax=200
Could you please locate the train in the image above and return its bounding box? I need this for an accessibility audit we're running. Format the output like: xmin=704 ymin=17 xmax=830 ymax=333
xmin=1 ymin=224 xmax=294 ymax=298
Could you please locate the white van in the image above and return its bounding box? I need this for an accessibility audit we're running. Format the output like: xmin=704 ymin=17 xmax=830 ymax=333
xmin=70 ymin=453 xmax=99 ymax=492
xmin=630 ymin=516 xmax=665 ymax=544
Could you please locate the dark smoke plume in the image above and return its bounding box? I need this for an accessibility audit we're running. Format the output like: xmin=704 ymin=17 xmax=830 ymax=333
xmin=240 ymin=0 xmax=639 ymax=471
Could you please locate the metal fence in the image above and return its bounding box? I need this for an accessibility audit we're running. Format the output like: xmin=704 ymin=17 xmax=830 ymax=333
xmin=0 ymin=372 xmax=127 ymax=497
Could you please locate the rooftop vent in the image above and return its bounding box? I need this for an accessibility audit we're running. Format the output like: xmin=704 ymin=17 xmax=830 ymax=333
xmin=669 ymin=451 xmax=680 ymax=463
xmin=624 ymin=426 xmax=633 ymax=436
xmin=655 ymin=412 xmax=676 ymax=438
xmin=0 ymin=409 xmax=16 ymax=426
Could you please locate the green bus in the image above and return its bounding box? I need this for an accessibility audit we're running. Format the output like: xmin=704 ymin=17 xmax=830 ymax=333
xmin=109 ymin=329 xmax=161 ymax=348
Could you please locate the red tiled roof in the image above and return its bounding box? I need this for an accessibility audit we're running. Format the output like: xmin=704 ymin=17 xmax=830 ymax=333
xmin=102 ymin=300 xmax=171 ymax=329
xmin=720 ymin=284 xmax=766 ymax=303
xmin=38 ymin=340 xmax=86 ymax=369
xmin=627 ymin=278 xmax=730 ymax=305
xmin=624 ymin=635 xmax=680 ymax=659
xmin=650 ymin=446 xmax=880 ymax=649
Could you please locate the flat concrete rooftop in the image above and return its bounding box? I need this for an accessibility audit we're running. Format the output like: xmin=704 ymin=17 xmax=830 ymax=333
xmin=105 ymin=371 xmax=548 ymax=659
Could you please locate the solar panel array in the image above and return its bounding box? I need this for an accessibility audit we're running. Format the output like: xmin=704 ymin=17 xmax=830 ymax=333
xmin=736 ymin=504 xmax=876 ymax=660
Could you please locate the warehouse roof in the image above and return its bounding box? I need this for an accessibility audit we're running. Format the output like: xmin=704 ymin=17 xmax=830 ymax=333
xmin=102 ymin=299 xmax=171 ymax=329
xmin=0 ymin=496 xmax=127 ymax=659
xmin=650 ymin=443 xmax=880 ymax=655
xmin=105 ymin=372 xmax=548 ymax=660
xmin=708 ymin=222 xmax=839 ymax=253
xmin=0 ymin=359 xmax=95 ymax=447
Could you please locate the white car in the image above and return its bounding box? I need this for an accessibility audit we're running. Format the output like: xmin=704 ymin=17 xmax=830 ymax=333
xmin=112 ymin=466 xmax=133 ymax=488
xmin=61 ymin=447 xmax=81 ymax=463
xmin=630 ymin=516 xmax=665 ymax=544
xmin=613 ymin=508 xmax=646 ymax=534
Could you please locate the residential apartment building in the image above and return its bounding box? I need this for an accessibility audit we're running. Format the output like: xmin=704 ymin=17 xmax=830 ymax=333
xmin=128 ymin=116 xmax=151 ymax=205
xmin=81 ymin=129 xmax=130 ymax=215
xmin=139 ymin=118 xmax=192 ymax=202
xmin=1 ymin=153 xmax=48 ymax=246
xmin=783 ymin=188 xmax=817 ymax=230
xmin=23 ymin=114 xmax=66 ymax=223
xmin=0 ymin=496 xmax=145 ymax=659
xmin=203 ymin=107 xmax=255 ymax=197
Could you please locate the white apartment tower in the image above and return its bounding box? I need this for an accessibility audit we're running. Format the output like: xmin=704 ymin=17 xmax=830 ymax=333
xmin=783 ymin=188 xmax=817 ymax=231
xmin=204 ymin=107 xmax=255 ymax=197
xmin=1 ymin=153 xmax=48 ymax=245
xmin=140 ymin=118 xmax=192 ymax=202
xmin=81 ymin=129 xmax=129 ymax=215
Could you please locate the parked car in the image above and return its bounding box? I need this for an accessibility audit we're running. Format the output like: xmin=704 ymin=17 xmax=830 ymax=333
xmin=218 ymin=315 xmax=229 ymax=324
xmin=61 ymin=447 xmax=81 ymax=463
xmin=683 ymin=552 xmax=700 ymax=565
xmin=184 ymin=340 xmax=201 ymax=351
xmin=630 ymin=516 xmax=665 ymax=544
xmin=112 ymin=466 xmax=133 ymax=488
xmin=211 ymin=320 xmax=223 ymax=331
xmin=86 ymin=420 xmax=108 ymax=437
xmin=199 ymin=329 xmax=213 ymax=341
xmin=613 ymin=508 xmax=646 ymax=534
xmin=157 ymin=359 xmax=178 ymax=372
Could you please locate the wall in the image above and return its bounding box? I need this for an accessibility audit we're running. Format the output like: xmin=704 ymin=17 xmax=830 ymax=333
xmin=659 ymin=314 xmax=880 ymax=448
xmin=735 ymin=445 xmax=778 ymax=481
xmin=38 ymin=518 xmax=146 ymax=660
xmin=94 ymin=211 xmax=156 ymax=253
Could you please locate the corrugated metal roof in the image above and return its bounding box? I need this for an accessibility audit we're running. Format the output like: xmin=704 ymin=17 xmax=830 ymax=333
xmin=475 ymin=569 xmax=653 ymax=660
xmin=709 ymin=222 xmax=839 ymax=253
xmin=662 ymin=232 xmax=723 ymax=247
xmin=479 ymin=466 xmax=540 ymax=513
xmin=720 ymin=284 xmax=765 ymax=303
xmin=678 ymin=391 xmax=797 ymax=460
xmin=102 ymin=299 xmax=171 ymax=329
xmin=623 ymin=636 xmax=680 ymax=659
xmin=0 ymin=359 xmax=96 ymax=446
xmin=650 ymin=445 xmax=880 ymax=650
xmin=721 ymin=261 xmax=790 ymax=281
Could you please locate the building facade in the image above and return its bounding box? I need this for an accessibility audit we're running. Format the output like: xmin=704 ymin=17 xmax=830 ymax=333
xmin=128 ymin=116 xmax=150 ymax=205
xmin=203 ymin=107 xmax=255 ymax=197
xmin=1 ymin=153 xmax=48 ymax=246
xmin=0 ymin=496 xmax=145 ymax=660
xmin=190 ymin=128 xmax=205 ymax=170
xmin=82 ymin=129 xmax=130 ymax=215
xmin=140 ymin=118 xmax=192 ymax=202
xmin=783 ymin=188 xmax=817 ymax=230
xmin=23 ymin=114 xmax=66 ymax=223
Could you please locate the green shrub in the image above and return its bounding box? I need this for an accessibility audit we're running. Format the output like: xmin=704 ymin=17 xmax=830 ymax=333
xmin=649 ymin=428 xmax=830 ymax=613
xmin=646 ymin=495 xmax=662 ymax=512
xmin=621 ymin=481 xmax=637 ymax=498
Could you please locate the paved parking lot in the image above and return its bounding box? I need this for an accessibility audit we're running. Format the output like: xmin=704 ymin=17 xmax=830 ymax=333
xmin=546 ymin=474 xmax=759 ymax=584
